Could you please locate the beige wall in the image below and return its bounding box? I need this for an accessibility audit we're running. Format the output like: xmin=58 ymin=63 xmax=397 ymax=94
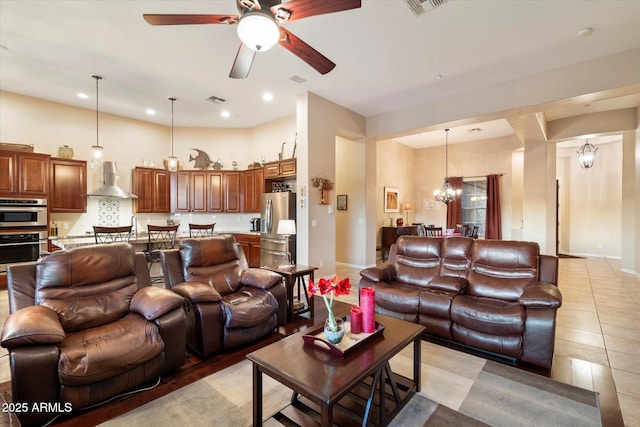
xmin=336 ymin=137 xmax=366 ymax=267
xmin=375 ymin=139 xmax=415 ymax=231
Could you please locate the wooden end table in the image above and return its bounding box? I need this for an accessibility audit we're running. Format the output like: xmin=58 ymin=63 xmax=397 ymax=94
xmin=247 ymin=310 xmax=425 ymax=426
xmin=262 ymin=264 xmax=318 ymax=321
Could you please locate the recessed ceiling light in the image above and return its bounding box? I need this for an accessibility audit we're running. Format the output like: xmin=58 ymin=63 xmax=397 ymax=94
xmin=221 ymin=110 xmax=231 ymax=118
xmin=262 ymin=92 xmax=273 ymax=102
xmin=577 ymin=27 xmax=593 ymax=37
xmin=146 ymin=108 xmax=156 ymax=115
xmin=436 ymin=74 xmax=443 ymax=80
xmin=77 ymin=92 xmax=89 ymax=99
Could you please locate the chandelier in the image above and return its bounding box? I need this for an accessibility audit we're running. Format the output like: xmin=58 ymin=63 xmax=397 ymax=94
xmin=166 ymin=97 xmax=178 ymax=171
xmin=434 ymin=128 xmax=461 ymax=205
xmin=576 ymin=139 xmax=598 ymax=169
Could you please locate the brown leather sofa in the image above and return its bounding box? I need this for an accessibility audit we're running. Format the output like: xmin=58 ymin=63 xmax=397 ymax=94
xmin=160 ymin=235 xmax=287 ymax=358
xmin=1 ymin=243 xmax=186 ymax=427
xmin=359 ymin=236 xmax=561 ymax=370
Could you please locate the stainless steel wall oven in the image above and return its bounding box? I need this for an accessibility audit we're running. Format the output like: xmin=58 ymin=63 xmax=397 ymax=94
xmin=0 ymin=231 xmax=48 ymax=273
xmin=0 ymin=198 xmax=48 ymax=228
xmin=0 ymin=198 xmax=49 ymax=273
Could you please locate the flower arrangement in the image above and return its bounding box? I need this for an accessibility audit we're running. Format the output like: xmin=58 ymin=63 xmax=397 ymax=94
xmin=311 ymin=176 xmax=334 ymax=191
xmin=308 ymin=276 xmax=351 ymax=332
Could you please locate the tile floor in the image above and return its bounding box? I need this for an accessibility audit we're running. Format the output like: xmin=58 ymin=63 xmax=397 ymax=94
xmin=1 ymin=257 xmax=638 ymax=425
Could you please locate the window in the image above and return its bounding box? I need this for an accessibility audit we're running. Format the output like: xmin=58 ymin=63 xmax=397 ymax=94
xmin=462 ymin=179 xmax=487 ymax=236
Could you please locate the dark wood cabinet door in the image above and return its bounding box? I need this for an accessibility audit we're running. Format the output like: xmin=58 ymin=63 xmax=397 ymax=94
xmin=50 ymin=158 xmax=86 ymax=213
xmin=242 ymin=168 xmax=264 ymax=213
xmin=172 ymin=171 xmax=191 ymax=213
xmin=191 ymin=171 xmax=207 ymax=213
xmin=18 ymin=153 xmax=49 ymax=196
xmin=224 ymin=171 xmax=241 ymax=213
xmin=279 ymin=159 xmax=296 ymax=176
xmin=133 ymin=167 xmax=154 ymax=213
xmin=0 ymin=151 xmax=17 ymax=195
xmin=207 ymin=172 xmax=223 ymax=212
xmin=253 ymin=168 xmax=264 ymax=212
xmin=153 ymin=170 xmax=171 ymax=213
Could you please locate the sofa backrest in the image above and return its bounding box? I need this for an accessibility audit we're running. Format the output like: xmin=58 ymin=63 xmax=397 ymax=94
xmin=440 ymin=237 xmax=473 ymax=279
xmin=468 ymin=239 xmax=539 ymax=301
xmin=394 ymin=236 xmax=442 ymax=288
xmin=179 ymin=235 xmax=249 ymax=296
xmin=35 ymin=243 xmax=139 ymax=332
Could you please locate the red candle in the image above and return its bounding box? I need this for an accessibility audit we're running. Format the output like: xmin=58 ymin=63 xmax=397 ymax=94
xmin=360 ymin=287 xmax=376 ymax=333
xmin=350 ymin=306 xmax=362 ymax=334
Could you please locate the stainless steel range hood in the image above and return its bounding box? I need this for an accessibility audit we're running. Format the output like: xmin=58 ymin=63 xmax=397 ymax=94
xmin=88 ymin=161 xmax=137 ymax=199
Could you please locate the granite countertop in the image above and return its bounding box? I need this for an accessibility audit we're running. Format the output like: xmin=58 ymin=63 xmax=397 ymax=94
xmin=50 ymin=231 xmax=261 ymax=250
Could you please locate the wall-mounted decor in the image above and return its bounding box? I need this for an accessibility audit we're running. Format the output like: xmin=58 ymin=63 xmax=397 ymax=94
xmin=384 ymin=187 xmax=400 ymax=212
xmin=311 ymin=176 xmax=334 ymax=205
xmin=337 ymin=195 xmax=348 ymax=211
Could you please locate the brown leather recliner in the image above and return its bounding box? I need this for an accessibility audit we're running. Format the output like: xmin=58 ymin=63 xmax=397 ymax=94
xmin=1 ymin=243 xmax=186 ymax=427
xmin=160 ymin=235 xmax=287 ymax=358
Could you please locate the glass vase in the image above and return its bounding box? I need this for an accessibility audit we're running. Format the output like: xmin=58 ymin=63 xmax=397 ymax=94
xmin=324 ymin=317 xmax=345 ymax=344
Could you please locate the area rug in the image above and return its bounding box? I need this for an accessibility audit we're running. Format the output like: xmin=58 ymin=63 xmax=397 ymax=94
xmin=100 ymin=341 xmax=601 ymax=426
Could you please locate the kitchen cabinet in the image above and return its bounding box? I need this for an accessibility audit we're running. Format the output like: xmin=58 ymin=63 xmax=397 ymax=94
xmin=224 ymin=171 xmax=241 ymax=213
xmin=235 ymin=233 xmax=261 ymax=268
xmin=171 ymin=171 xmax=207 ymax=213
xmin=242 ymin=167 xmax=264 ymax=213
xmin=132 ymin=167 xmax=170 ymax=213
xmin=207 ymin=171 xmax=241 ymax=213
xmin=263 ymin=158 xmax=296 ymax=179
xmin=0 ymin=150 xmax=50 ymax=197
xmin=49 ymin=158 xmax=86 ymax=213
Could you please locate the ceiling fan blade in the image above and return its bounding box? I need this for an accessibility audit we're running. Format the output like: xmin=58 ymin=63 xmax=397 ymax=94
xmin=270 ymin=0 xmax=361 ymax=23
xmin=143 ymin=14 xmax=238 ymax=25
xmin=229 ymin=43 xmax=257 ymax=79
xmin=278 ymin=28 xmax=335 ymax=75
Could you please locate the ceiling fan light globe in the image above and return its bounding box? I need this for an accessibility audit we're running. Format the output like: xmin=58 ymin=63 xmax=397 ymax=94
xmin=237 ymin=13 xmax=279 ymax=52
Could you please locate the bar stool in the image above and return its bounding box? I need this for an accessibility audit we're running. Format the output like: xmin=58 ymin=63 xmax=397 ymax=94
xmin=93 ymin=225 xmax=133 ymax=244
xmin=189 ymin=223 xmax=215 ymax=238
xmin=144 ymin=224 xmax=179 ymax=284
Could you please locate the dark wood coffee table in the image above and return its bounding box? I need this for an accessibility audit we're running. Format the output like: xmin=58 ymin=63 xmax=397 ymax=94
xmin=247 ymin=309 xmax=425 ymax=426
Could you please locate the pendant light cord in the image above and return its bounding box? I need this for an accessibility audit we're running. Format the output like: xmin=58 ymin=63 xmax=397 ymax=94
xmin=169 ymin=97 xmax=176 ymax=157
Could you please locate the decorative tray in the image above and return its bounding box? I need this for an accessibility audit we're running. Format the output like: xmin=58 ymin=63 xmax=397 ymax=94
xmin=302 ymin=318 xmax=385 ymax=358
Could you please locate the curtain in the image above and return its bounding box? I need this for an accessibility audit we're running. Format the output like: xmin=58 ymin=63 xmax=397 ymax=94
xmin=446 ymin=177 xmax=463 ymax=229
xmin=485 ymin=174 xmax=502 ymax=239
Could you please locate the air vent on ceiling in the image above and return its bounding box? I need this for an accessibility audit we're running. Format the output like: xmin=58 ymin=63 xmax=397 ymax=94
xmin=289 ymin=75 xmax=307 ymax=84
xmin=205 ymin=95 xmax=226 ymax=104
xmin=405 ymin=0 xmax=448 ymax=16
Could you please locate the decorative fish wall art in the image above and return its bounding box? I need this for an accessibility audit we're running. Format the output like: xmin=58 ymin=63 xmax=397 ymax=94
xmin=189 ymin=149 xmax=214 ymax=169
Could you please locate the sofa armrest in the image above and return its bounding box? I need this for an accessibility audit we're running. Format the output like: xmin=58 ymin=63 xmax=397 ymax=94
xmin=242 ymin=268 xmax=282 ymax=289
xmin=360 ymin=265 xmax=396 ymax=283
xmin=172 ymin=282 xmax=222 ymax=303
xmin=539 ymin=255 xmax=558 ymax=285
xmin=519 ymin=282 xmax=562 ymax=309
xmin=428 ymin=276 xmax=468 ymax=293
xmin=130 ymin=286 xmax=185 ymax=320
xmin=1 ymin=305 xmax=65 ymax=348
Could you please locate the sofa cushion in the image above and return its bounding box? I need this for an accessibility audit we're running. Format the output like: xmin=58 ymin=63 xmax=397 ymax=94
xmin=35 ymin=244 xmax=139 ymax=332
xmin=59 ymin=312 xmax=164 ymax=386
xmin=440 ymin=237 xmax=473 ymax=279
xmin=451 ymin=295 xmax=525 ymax=335
xmin=181 ymin=238 xmax=244 ymax=295
xmin=221 ymin=287 xmax=278 ymax=329
xmin=394 ymin=237 xmax=442 ymax=288
xmin=374 ymin=281 xmax=422 ymax=315
xmin=468 ymin=240 xmax=539 ymax=301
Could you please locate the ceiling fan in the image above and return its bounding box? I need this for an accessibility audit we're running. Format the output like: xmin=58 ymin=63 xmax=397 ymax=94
xmin=143 ymin=0 xmax=362 ymax=79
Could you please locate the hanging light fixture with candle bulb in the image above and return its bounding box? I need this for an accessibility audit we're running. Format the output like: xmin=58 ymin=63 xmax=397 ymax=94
xmin=91 ymin=74 xmax=104 ymax=162
xmin=165 ymin=97 xmax=179 ymax=171
xmin=434 ymin=128 xmax=461 ymax=205
xmin=576 ymin=139 xmax=598 ymax=169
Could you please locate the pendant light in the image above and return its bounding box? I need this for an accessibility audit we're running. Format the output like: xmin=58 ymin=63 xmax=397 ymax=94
xmin=166 ymin=97 xmax=178 ymax=171
xmin=576 ymin=139 xmax=598 ymax=169
xmin=433 ymin=128 xmax=461 ymax=205
xmin=91 ymin=75 xmax=104 ymax=160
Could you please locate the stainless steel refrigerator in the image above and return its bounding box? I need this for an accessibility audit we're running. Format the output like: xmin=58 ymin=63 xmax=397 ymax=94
xmin=260 ymin=192 xmax=296 ymax=266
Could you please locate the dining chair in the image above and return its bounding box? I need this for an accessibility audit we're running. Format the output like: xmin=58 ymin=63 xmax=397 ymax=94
xmin=145 ymin=224 xmax=179 ymax=284
xmin=93 ymin=225 xmax=133 ymax=244
xmin=189 ymin=223 xmax=215 ymax=238
xmin=412 ymin=223 xmax=426 ymax=236
xmin=425 ymin=227 xmax=443 ymax=237
xmin=470 ymin=225 xmax=479 ymax=239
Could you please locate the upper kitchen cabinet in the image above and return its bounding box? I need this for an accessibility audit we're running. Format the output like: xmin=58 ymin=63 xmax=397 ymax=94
xmin=0 ymin=149 xmax=50 ymax=197
xmin=132 ymin=167 xmax=170 ymax=213
xmin=205 ymin=171 xmax=241 ymax=213
xmin=242 ymin=167 xmax=264 ymax=213
xmin=172 ymin=170 xmax=207 ymax=213
xmin=49 ymin=158 xmax=87 ymax=213
xmin=263 ymin=158 xmax=296 ymax=179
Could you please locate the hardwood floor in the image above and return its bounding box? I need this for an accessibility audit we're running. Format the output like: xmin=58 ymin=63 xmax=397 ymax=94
xmin=1 ymin=257 xmax=638 ymax=426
